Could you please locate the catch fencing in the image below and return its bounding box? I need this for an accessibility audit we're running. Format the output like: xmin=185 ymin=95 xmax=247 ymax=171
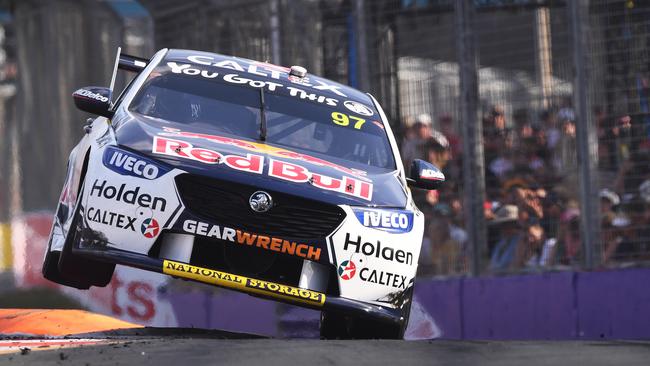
xmin=1 ymin=0 xmax=650 ymax=281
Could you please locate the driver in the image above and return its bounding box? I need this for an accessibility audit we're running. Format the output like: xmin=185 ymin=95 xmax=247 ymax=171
xmin=132 ymin=74 xmax=194 ymax=123
xmin=134 ymin=73 xmax=261 ymax=139
xmin=151 ymin=86 xmax=193 ymax=123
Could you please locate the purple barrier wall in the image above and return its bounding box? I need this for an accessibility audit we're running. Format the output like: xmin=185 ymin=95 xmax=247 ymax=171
xmin=576 ymin=268 xmax=650 ymax=339
xmin=413 ymin=279 xmax=463 ymax=338
xmin=417 ymin=268 xmax=650 ymax=340
xmin=163 ymin=267 xmax=650 ymax=339
xmin=460 ymin=272 xmax=577 ymax=339
xmin=165 ymin=288 xmax=280 ymax=336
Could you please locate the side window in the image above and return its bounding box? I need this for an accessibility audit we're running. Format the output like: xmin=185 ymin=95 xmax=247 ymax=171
xmin=110 ymin=74 xmax=140 ymax=111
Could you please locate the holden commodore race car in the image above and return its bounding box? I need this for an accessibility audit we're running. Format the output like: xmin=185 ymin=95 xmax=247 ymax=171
xmin=43 ymin=48 xmax=444 ymax=339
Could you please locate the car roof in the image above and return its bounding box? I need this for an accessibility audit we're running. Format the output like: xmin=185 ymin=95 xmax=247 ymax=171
xmin=162 ymin=49 xmax=374 ymax=107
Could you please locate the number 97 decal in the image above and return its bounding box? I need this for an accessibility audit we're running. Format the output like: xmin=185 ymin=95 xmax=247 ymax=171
xmin=331 ymin=112 xmax=366 ymax=130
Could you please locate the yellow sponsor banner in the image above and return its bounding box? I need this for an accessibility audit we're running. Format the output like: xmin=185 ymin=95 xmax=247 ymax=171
xmin=162 ymin=260 xmax=325 ymax=307
xmin=0 ymin=223 xmax=11 ymax=271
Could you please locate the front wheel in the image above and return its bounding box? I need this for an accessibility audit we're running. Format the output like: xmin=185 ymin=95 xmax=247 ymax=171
xmin=43 ymin=176 xmax=115 ymax=289
xmin=319 ymin=288 xmax=413 ymax=339
xmin=42 ymin=244 xmax=92 ymax=290
xmin=43 ymin=209 xmax=115 ymax=289
xmin=58 ymin=202 xmax=115 ymax=288
xmin=42 ymin=200 xmax=94 ymax=289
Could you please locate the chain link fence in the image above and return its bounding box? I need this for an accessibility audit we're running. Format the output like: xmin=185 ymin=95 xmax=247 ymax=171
xmin=398 ymin=0 xmax=650 ymax=276
xmin=1 ymin=0 xmax=649 ymax=279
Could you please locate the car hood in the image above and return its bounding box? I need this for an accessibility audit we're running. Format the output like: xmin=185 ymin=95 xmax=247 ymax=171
xmin=113 ymin=114 xmax=408 ymax=207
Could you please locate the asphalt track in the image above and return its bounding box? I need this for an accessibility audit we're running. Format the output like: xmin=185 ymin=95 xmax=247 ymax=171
xmin=3 ymin=336 xmax=650 ymax=366
xmin=1 ymin=310 xmax=650 ymax=365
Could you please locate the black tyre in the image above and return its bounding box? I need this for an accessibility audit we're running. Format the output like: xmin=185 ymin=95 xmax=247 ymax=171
xmin=320 ymin=312 xmax=407 ymax=339
xmin=320 ymin=287 xmax=413 ymax=339
xmin=42 ymin=199 xmax=94 ymax=289
xmin=319 ymin=311 xmax=348 ymax=339
xmin=42 ymin=241 xmax=92 ymax=289
xmin=42 ymin=166 xmax=115 ymax=289
xmin=57 ymin=192 xmax=115 ymax=288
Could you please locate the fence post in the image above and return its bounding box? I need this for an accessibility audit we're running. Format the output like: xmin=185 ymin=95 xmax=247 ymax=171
xmin=270 ymin=0 xmax=281 ymax=65
xmin=455 ymin=0 xmax=487 ymax=276
xmin=535 ymin=6 xmax=553 ymax=109
xmin=354 ymin=0 xmax=370 ymax=91
xmin=569 ymin=0 xmax=600 ymax=269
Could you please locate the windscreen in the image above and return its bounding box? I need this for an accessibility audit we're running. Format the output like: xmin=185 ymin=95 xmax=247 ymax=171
xmin=128 ymin=66 xmax=396 ymax=171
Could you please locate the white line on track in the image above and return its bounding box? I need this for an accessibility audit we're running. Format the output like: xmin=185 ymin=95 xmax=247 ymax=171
xmin=0 ymin=338 xmax=116 ymax=355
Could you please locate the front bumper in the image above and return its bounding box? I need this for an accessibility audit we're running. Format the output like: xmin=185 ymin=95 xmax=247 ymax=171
xmin=73 ymin=244 xmax=405 ymax=327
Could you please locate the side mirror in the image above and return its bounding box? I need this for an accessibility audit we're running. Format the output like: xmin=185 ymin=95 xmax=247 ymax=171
xmin=407 ymin=159 xmax=445 ymax=190
xmin=72 ymin=86 xmax=114 ymax=118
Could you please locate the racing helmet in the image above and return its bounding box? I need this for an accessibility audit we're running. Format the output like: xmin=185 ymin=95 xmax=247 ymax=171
xmin=150 ymin=85 xmax=193 ymax=123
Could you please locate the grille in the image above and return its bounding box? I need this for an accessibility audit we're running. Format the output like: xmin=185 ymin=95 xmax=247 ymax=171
xmin=190 ymin=235 xmax=305 ymax=286
xmin=175 ymin=174 xmax=345 ymax=239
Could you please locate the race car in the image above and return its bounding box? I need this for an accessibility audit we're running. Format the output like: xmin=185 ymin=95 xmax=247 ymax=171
xmin=43 ymin=48 xmax=444 ymax=339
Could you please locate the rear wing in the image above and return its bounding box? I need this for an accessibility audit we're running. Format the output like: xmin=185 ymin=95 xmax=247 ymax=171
xmin=108 ymin=47 xmax=149 ymax=105
xmin=119 ymin=53 xmax=148 ymax=72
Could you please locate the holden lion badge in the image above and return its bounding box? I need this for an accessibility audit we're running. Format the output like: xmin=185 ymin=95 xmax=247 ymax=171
xmin=249 ymin=191 xmax=273 ymax=213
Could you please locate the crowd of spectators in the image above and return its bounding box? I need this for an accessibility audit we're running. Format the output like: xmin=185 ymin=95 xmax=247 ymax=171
xmin=401 ymin=105 xmax=650 ymax=276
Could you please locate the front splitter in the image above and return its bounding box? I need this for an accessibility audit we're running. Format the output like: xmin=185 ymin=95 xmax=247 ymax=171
xmin=73 ymin=246 xmax=403 ymax=327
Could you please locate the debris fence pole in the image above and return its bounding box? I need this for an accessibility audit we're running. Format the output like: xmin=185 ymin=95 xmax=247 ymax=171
xmin=270 ymin=0 xmax=281 ymax=65
xmin=569 ymin=0 xmax=600 ymax=269
xmin=455 ymin=0 xmax=487 ymax=276
xmin=354 ymin=0 xmax=370 ymax=91
xmin=535 ymin=6 xmax=553 ymax=109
